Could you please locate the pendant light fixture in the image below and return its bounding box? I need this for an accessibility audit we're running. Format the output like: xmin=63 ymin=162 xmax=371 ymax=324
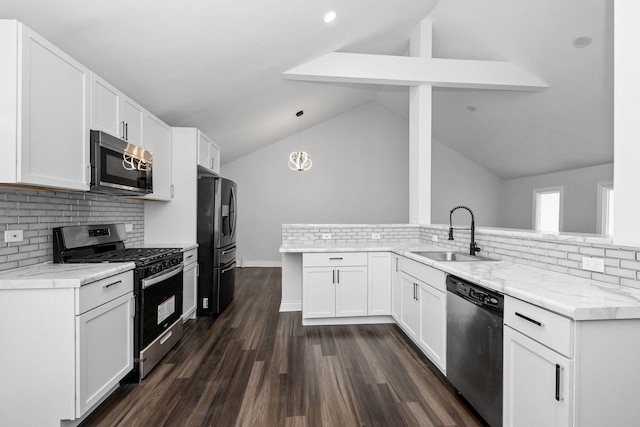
xmin=289 ymin=110 xmax=312 ymax=171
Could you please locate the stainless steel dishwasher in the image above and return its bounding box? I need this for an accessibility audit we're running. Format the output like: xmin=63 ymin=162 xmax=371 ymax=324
xmin=446 ymin=275 xmax=504 ymax=427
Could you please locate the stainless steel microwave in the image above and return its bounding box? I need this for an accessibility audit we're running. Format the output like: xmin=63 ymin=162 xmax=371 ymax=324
xmin=90 ymin=130 xmax=153 ymax=195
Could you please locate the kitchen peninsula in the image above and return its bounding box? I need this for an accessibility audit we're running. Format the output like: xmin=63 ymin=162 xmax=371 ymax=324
xmin=280 ymin=223 xmax=640 ymax=427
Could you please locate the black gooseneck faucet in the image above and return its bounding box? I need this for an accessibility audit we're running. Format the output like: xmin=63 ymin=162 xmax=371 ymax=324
xmin=449 ymin=205 xmax=481 ymax=256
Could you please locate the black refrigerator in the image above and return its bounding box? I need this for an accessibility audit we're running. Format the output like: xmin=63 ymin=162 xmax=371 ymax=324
xmin=197 ymin=176 xmax=237 ymax=315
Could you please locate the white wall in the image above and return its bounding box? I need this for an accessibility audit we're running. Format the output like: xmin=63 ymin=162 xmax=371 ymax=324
xmin=431 ymin=139 xmax=505 ymax=226
xmin=614 ymin=0 xmax=640 ymax=246
xmin=221 ymin=102 xmax=409 ymax=265
xmin=502 ymin=163 xmax=613 ymax=233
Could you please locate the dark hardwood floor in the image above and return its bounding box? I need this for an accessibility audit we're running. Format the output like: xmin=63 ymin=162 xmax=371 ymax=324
xmin=81 ymin=267 xmax=483 ymax=427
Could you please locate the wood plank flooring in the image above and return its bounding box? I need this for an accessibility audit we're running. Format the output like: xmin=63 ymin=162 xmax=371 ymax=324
xmin=81 ymin=267 xmax=484 ymax=427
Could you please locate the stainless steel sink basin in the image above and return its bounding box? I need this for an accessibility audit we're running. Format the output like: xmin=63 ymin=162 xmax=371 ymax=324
xmin=410 ymin=251 xmax=496 ymax=262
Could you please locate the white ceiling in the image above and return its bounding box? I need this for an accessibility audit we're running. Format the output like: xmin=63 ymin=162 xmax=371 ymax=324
xmin=1 ymin=0 xmax=613 ymax=178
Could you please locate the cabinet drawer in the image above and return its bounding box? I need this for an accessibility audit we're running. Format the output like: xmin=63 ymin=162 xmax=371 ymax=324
xmin=399 ymin=258 xmax=446 ymax=292
xmin=504 ymin=296 xmax=573 ymax=357
xmin=303 ymin=252 xmax=367 ymax=267
xmin=183 ymin=248 xmax=197 ymax=266
xmin=78 ymin=271 xmax=134 ymax=314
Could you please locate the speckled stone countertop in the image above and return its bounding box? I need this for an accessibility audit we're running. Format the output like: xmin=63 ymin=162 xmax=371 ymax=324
xmin=0 ymin=262 xmax=135 ymax=290
xmin=281 ymin=242 xmax=640 ymax=321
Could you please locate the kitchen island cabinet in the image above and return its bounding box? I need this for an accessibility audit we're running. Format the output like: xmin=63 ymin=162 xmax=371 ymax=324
xmin=0 ymin=264 xmax=135 ymax=426
xmin=0 ymin=19 xmax=89 ymax=191
xmin=303 ymin=252 xmax=368 ymax=320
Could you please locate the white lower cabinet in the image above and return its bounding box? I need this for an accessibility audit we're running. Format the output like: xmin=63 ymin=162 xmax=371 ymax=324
xmin=391 ymin=254 xmax=402 ymax=321
xmin=303 ymin=266 xmax=367 ymax=318
xmin=76 ymin=292 xmax=134 ymax=416
xmin=503 ymin=326 xmax=572 ymax=427
xmin=302 ymin=252 xmax=368 ymax=321
xmin=398 ymin=264 xmax=446 ymax=373
xmin=182 ymin=248 xmax=198 ymax=321
xmin=0 ymin=270 xmax=134 ymax=426
xmin=399 ymin=272 xmax=420 ymax=338
xmin=367 ymin=252 xmax=392 ymax=316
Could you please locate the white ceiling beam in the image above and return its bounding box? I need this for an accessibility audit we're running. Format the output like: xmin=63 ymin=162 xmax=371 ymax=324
xmin=283 ymin=52 xmax=547 ymax=91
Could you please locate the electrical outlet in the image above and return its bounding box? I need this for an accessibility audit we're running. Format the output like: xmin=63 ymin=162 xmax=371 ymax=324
xmin=322 ymin=233 xmax=332 ymax=240
xmin=125 ymin=223 xmax=133 ymax=232
xmin=582 ymin=256 xmax=605 ymax=273
xmin=4 ymin=230 xmax=23 ymax=243
xmin=371 ymin=233 xmax=381 ymax=239
xmin=431 ymin=235 xmax=438 ymax=242
xmin=203 ymin=298 xmax=209 ymax=309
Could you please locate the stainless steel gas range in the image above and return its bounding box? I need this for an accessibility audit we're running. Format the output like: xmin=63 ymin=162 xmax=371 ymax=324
xmin=53 ymin=223 xmax=183 ymax=381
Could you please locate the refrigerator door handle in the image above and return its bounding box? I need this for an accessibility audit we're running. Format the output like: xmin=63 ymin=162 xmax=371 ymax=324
xmin=221 ymin=262 xmax=236 ymax=275
xmin=229 ymin=185 xmax=237 ymax=238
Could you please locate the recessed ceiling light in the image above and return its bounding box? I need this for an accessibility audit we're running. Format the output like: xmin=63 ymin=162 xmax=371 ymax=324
xmin=324 ymin=11 xmax=337 ymax=24
xmin=572 ymin=36 xmax=592 ymax=48
xmin=467 ymin=106 xmax=477 ymax=112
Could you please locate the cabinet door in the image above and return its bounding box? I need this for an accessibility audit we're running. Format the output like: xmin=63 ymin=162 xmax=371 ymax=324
xmin=504 ymin=326 xmax=572 ymax=427
xmin=90 ymin=73 xmax=121 ymax=137
xmin=19 ymin=26 xmax=89 ymax=190
xmin=399 ymin=272 xmax=419 ymax=339
xmin=391 ymin=255 xmax=402 ymax=321
xmin=197 ymin=131 xmax=212 ymax=171
xmin=303 ymin=267 xmax=335 ymax=318
xmin=143 ymin=112 xmax=173 ymax=200
xmin=210 ymin=141 xmax=221 ymax=174
xmin=182 ymin=261 xmax=197 ymax=321
xmin=367 ymin=252 xmax=391 ymax=316
xmin=335 ymin=266 xmax=368 ymax=317
xmin=76 ymin=293 xmax=134 ymax=417
xmin=121 ymin=97 xmax=143 ymax=146
xmin=418 ymin=282 xmax=446 ymax=372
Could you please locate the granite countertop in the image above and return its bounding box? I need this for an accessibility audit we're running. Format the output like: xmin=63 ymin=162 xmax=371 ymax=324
xmin=281 ymin=242 xmax=640 ymax=321
xmin=0 ymin=262 xmax=136 ymax=290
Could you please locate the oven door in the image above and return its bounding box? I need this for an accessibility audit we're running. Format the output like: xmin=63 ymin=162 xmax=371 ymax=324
xmin=140 ymin=264 xmax=183 ymax=349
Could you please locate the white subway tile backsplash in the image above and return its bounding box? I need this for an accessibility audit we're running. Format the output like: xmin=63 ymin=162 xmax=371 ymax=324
xmin=0 ymin=187 xmax=144 ymax=270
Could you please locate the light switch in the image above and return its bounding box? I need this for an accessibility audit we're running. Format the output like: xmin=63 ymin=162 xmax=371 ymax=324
xmin=582 ymin=256 xmax=605 ymax=273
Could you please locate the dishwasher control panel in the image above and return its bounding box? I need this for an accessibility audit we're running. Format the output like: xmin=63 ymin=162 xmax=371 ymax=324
xmin=448 ymin=275 xmax=504 ymax=310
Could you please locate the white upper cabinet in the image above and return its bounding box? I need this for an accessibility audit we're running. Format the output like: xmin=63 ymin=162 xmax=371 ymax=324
xmin=197 ymin=131 xmax=220 ymax=174
xmin=121 ymin=97 xmax=143 ymax=146
xmin=90 ymin=74 xmax=121 ymax=137
xmin=90 ymin=72 xmax=143 ymax=146
xmin=142 ymin=112 xmax=173 ymax=200
xmin=0 ymin=20 xmax=89 ymax=191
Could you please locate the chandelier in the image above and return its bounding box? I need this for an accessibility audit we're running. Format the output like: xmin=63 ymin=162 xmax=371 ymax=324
xmin=289 ymin=110 xmax=312 ymax=171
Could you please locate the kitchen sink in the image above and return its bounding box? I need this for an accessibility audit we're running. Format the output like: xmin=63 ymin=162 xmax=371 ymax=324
xmin=410 ymin=251 xmax=496 ymax=262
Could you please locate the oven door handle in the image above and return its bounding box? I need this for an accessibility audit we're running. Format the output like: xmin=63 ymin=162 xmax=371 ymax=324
xmin=142 ymin=264 xmax=183 ymax=289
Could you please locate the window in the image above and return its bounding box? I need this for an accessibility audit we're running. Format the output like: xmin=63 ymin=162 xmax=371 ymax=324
xmin=533 ymin=188 xmax=562 ymax=232
xmin=597 ymin=183 xmax=614 ymax=236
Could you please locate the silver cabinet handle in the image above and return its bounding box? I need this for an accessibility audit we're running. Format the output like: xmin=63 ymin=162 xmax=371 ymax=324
xmin=186 ymin=254 xmax=194 ymax=259
xmin=329 ymin=257 xmax=343 ymax=260
xmin=104 ymin=280 xmax=122 ymax=289
xmin=337 ymin=269 xmax=340 ymax=284
xmin=122 ymin=121 xmax=126 ymax=139
xmin=332 ymin=269 xmax=335 ymax=284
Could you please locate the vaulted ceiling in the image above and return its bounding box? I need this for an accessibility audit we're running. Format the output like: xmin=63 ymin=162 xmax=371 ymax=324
xmin=1 ymin=0 xmax=613 ymax=179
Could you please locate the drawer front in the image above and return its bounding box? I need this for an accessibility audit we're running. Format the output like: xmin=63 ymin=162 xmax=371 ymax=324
xmin=504 ymin=296 xmax=574 ymax=357
xmin=78 ymin=271 xmax=134 ymax=314
xmin=399 ymin=258 xmax=446 ymax=292
xmin=303 ymin=252 xmax=368 ymax=267
xmin=183 ymin=248 xmax=198 ymax=266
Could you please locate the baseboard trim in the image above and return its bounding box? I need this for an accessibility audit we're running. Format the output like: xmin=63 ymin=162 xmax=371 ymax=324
xmin=279 ymin=301 xmax=302 ymax=312
xmin=241 ymin=260 xmax=282 ymax=267
xmin=302 ymin=316 xmax=395 ymax=326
